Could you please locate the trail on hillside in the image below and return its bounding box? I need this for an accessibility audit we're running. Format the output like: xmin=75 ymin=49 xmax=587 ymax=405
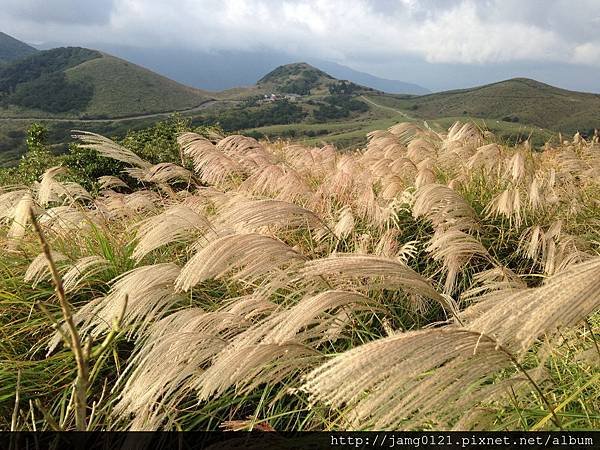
xmin=359 ymin=95 xmax=412 ymax=119
xmin=0 ymin=100 xmax=223 ymax=123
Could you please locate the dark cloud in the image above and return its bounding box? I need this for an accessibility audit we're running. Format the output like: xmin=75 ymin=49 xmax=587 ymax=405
xmin=1 ymin=0 xmax=115 ymax=25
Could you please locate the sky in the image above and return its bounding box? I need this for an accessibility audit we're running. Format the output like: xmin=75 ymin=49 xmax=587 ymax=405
xmin=1 ymin=0 xmax=600 ymax=92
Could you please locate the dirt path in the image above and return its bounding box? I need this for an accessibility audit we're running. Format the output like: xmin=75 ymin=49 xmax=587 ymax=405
xmin=359 ymin=95 xmax=412 ymax=119
xmin=0 ymin=100 xmax=221 ymax=123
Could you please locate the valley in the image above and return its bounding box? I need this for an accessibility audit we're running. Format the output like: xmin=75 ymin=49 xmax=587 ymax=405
xmin=0 ymin=34 xmax=598 ymax=165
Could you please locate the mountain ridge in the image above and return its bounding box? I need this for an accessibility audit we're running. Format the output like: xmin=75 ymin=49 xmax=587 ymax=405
xmin=29 ymin=43 xmax=430 ymax=94
xmin=382 ymin=77 xmax=600 ymax=131
xmin=0 ymin=32 xmax=38 ymax=63
xmin=0 ymin=31 xmax=598 ymax=137
xmin=307 ymin=58 xmax=430 ymax=95
xmin=0 ymin=46 xmax=213 ymax=118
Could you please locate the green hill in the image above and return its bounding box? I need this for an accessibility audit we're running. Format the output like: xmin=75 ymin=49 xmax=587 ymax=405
xmin=257 ymin=62 xmax=375 ymax=96
xmin=258 ymin=62 xmax=336 ymax=95
xmin=0 ymin=47 xmax=213 ymax=119
xmin=65 ymin=54 xmax=213 ymax=117
xmin=0 ymin=32 xmax=38 ymax=63
xmin=384 ymin=78 xmax=600 ymax=133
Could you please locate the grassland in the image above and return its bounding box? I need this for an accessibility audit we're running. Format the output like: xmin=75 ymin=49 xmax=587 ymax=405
xmin=241 ymin=95 xmax=555 ymax=149
xmin=65 ymin=55 xmax=213 ymax=118
xmin=0 ymin=50 xmax=213 ymax=120
xmin=1 ymin=61 xmax=598 ymax=177
xmin=376 ymin=78 xmax=600 ymax=134
xmin=0 ymin=120 xmax=598 ymax=431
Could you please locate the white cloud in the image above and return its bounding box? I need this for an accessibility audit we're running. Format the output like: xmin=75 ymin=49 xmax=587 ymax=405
xmin=413 ymin=2 xmax=565 ymax=64
xmin=1 ymin=0 xmax=600 ymax=67
xmin=573 ymin=42 xmax=600 ymax=66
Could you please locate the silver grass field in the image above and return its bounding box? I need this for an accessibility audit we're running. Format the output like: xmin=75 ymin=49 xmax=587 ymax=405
xmin=0 ymin=122 xmax=599 ymax=431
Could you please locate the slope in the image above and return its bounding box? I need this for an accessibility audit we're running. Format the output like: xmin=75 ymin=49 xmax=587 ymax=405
xmin=65 ymin=54 xmax=213 ymax=118
xmin=0 ymin=48 xmax=213 ymax=119
xmin=383 ymin=78 xmax=600 ymax=133
xmin=0 ymin=32 xmax=38 ymax=63
xmin=256 ymin=62 xmax=375 ymax=96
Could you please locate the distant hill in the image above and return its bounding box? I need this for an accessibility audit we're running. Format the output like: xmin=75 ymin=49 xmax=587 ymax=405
xmin=393 ymin=78 xmax=600 ymax=133
xmin=308 ymin=59 xmax=429 ymax=95
xmin=0 ymin=47 xmax=213 ymax=119
xmin=258 ymin=62 xmax=336 ymax=94
xmin=0 ymin=32 xmax=38 ymax=63
xmin=67 ymin=44 xmax=429 ymax=94
xmin=257 ymin=62 xmax=375 ymax=96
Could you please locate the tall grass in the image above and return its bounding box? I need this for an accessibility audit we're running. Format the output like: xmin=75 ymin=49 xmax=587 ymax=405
xmin=1 ymin=122 xmax=599 ymax=430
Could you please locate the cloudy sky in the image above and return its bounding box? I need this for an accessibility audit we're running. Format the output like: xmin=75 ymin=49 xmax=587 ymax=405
xmin=2 ymin=0 xmax=600 ymax=92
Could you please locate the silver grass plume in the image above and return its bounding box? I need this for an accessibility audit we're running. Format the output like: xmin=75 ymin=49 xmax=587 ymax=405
xmin=214 ymin=197 xmax=322 ymax=233
xmin=132 ymin=204 xmax=211 ymax=261
xmin=301 ymin=257 xmax=600 ymax=429
xmin=300 ymin=254 xmax=445 ymax=305
xmin=115 ymin=297 xmax=275 ymax=430
xmin=50 ymin=263 xmax=182 ymax=348
xmin=176 ymin=233 xmax=306 ymax=291
xmin=73 ymin=131 xmax=151 ymax=169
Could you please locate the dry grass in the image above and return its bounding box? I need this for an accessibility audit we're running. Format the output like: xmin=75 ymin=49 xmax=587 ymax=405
xmin=1 ymin=121 xmax=599 ymax=431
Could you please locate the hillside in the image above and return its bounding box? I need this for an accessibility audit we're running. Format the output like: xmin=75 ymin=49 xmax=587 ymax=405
xmin=77 ymin=45 xmax=430 ymax=94
xmin=198 ymin=63 xmax=381 ymax=137
xmin=0 ymin=47 xmax=213 ymax=119
xmin=0 ymin=32 xmax=38 ymax=63
xmin=257 ymin=62 xmax=375 ymax=96
xmin=65 ymin=54 xmax=213 ymax=117
xmin=3 ymin=57 xmax=600 ymax=164
xmin=384 ymin=78 xmax=600 ymax=133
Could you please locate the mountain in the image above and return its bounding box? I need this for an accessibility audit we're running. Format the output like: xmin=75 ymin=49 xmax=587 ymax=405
xmin=61 ymin=44 xmax=428 ymax=94
xmin=0 ymin=47 xmax=213 ymax=119
xmin=308 ymin=59 xmax=429 ymax=95
xmin=389 ymin=78 xmax=600 ymax=133
xmin=0 ymin=32 xmax=38 ymax=63
xmin=258 ymin=62 xmax=342 ymax=95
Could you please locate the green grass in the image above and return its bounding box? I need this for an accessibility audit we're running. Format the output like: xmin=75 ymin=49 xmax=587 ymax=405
xmin=1 ymin=121 xmax=600 ymax=431
xmin=0 ymin=52 xmax=213 ymax=120
xmin=240 ymin=95 xmax=556 ymax=150
xmin=66 ymin=55 xmax=213 ymax=118
xmin=490 ymin=314 xmax=600 ymax=430
xmin=372 ymin=79 xmax=600 ymax=134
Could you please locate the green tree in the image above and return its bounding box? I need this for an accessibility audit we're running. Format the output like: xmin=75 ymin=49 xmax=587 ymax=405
xmin=17 ymin=123 xmax=56 ymax=183
xmin=26 ymin=123 xmax=48 ymax=151
xmin=62 ymin=143 xmax=125 ymax=193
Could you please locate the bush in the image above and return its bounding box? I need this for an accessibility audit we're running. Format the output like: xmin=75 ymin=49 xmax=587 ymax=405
xmin=0 ymin=47 xmax=100 ymax=113
xmin=328 ymin=81 xmax=360 ymax=95
xmin=17 ymin=123 xmax=57 ymax=184
xmin=8 ymin=72 xmax=94 ymax=113
xmin=0 ymin=47 xmax=101 ymax=93
xmin=313 ymin=95 xmax=368 ymax=121
xmin=62 ymin=144 xmax=125 ymax=192
xmin=200 ymin=101 xmax=305 ymax=131
xmin=0 ymin=118 xmax=224 ymax=189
